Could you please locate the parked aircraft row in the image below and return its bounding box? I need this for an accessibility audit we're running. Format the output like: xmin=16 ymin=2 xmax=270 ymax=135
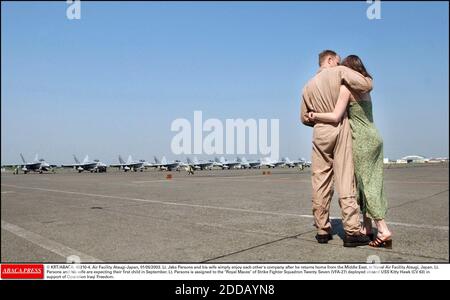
xmin=61 ymin=155 xmax=108 ymax=173
xmin=2 ymin=154 xmax=311 ymax=174
xmin=2 ymin=154 xmax=58 ymax=174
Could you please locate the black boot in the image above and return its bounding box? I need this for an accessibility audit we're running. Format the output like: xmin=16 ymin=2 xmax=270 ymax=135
xmin=343 ymin=233 xmax=371 ymax=247
xmin=315 ymin=233 xmax=333 ymax=244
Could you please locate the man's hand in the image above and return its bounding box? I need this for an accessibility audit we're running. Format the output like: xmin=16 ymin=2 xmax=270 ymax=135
xmin=308 ymin=112 xmax=316 ymax=122
xmin=303 ymin=114 xmax=310 ymax=123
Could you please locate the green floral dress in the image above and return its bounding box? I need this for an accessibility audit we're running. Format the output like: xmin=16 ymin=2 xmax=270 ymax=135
xmin=348 ymin=99 xmax=387 ymax=220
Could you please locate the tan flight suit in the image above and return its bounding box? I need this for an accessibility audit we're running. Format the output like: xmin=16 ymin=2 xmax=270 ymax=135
xmin=300 ymin=66 xmax=373 ymax=236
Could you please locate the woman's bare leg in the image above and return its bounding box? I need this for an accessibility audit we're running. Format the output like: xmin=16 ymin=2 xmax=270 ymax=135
xmin=374 ymin=219 xmax=392 ymax=239
xmin=360 ymin=214 xmax=373 ymax=235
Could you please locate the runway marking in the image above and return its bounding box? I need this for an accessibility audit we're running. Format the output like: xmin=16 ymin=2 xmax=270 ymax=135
xmin=2 ymin=184 xmax=448 ymax=231
xmin=386 ymin=221 xmax=448 ymax=231
xmin=1 ymin=183 xmax=312 ymax=218
xmin=202 ymin=230 xmax=316 ymax=263
xmin=1 ymin=220 xmax=102 ymax=262
xmin=1 ymin=191 xmax=15 ymax=194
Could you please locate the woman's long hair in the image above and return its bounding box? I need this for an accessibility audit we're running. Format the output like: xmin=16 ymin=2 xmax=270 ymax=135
xmin=341 ymin=55 xmax=372 ymax=79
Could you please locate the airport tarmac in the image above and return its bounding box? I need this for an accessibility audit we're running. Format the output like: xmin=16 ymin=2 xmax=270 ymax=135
xmin=1 ymin=163 xmax=448 ymax=263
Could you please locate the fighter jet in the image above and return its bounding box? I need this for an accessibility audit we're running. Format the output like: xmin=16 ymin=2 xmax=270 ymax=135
xmin=260 ymin=157 xmax=285 ymax=168
xmin=214 ymin=157 xmax=241 ymax=170
xmin=301 ymin=158 xmax=311 ymax=167
xmin=110 ymin=155 xmax=145 ymax=172
xmin=62 ymin=155 xmax=107 ymax=173
xmin=282 ymin=157 xmax=305 ymax=168
xmin=186 ymin=157 xmax=214 ymax=170
xmin=237 ymin=157 xmax=262 ymax=169
xmin=153 ymin=156 xmax=182 ymax=171
xmin=3 ymin=154 xmax=55 ymax=174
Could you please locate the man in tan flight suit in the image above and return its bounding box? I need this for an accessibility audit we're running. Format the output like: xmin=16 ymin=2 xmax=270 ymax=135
xmin=300 ymin=50 xmax=373 ymax=247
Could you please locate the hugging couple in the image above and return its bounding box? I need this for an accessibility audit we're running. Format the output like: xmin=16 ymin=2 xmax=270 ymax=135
xmin=300 ymin=50 xmax=392 ymax=248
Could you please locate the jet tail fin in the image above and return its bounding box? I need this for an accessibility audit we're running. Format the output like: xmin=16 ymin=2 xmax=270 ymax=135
xmin=82 ymin=155 xmax=89 ymax=164
xmin=126 ymin=155 xmax=133 ymax=165
xmin=119 ymin=155 xmax=125 ymax=164
xmin=20 ymin=153 xmax=27 ymax=164
xmin=73 ymin=155 xmax=80 ymax=164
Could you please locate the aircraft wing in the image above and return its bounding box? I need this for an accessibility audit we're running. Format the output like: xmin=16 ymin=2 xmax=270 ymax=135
xmin=26 ymin=162 xmax=41 ymax=168
xmin=162 ymin=162 xmax=181 ymax=170
xmin=165 ymin=162 xmax=180 ymax=168
xmin=130 ymin=162 xmax=144 ymax=168
xmin=82 ymin=163 xmax=98 ymax=168
xmin=199 ymin=162 xmax=213 ymax=167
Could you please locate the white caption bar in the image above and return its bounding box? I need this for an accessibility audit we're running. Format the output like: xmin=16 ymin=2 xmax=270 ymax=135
xmin=43 ymin=264 xmax=450 ymax=280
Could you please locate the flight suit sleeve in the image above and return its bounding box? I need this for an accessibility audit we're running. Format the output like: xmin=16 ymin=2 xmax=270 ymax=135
xmin=338 ymin=66 xmax=373 ymax=93
xmin=300 ymin=89 xmax=315 ymax=127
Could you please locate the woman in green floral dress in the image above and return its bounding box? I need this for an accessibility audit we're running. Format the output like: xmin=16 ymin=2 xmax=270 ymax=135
xmin=308 ymin=55 xmax=392 ymax=248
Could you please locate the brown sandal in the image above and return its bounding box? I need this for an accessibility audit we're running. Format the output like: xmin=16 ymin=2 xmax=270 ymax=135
xmin=369 ymin=236 xmax=392 ymax=249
